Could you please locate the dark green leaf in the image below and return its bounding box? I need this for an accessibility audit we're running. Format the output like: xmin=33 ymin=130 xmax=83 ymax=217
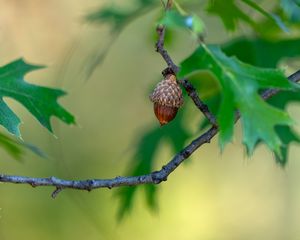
xmin=144 ymin=184 xmax=158 ymax=211
xmin=241 ymin=0 xmax=288 ymax=32
xmin=83 ymin=1 xmax=158 ymax=79
xmin=0 ymin=59 xmax=75 ymax=137
xmin=207 ymin=0 xmax=286 ymax=32
xmin=275 ymin=125 xmax=300 ymax=165
xmin=0 ymin=132 xmax=24 ymax=160
xmin=180 ymin=71 xmax=221 ymax=130
xmin=0 ymin=132 xmax=46 ymax=160
xmin=85 ymin=6 xmax=132 ymax=31
xmin=268 ymin=91 xmax=300 ymax=165
xmin=179 ymin=44 xmax=297 ymax=157
xmin=117 ymin=127 xmax=163 ymax=219
xmin=206 ymin=0 xmax=256 ymax=31
xmin=117 ymin=108 xmax=191 ymax=218
xmin=222 ymin=36 xmax=300 ymax=164
xmin=222 ymin=37 xmax=300 ymax=68
xmin=199 ymin=93 xmax=221 ymax=130
xmin=85 ymin=1 xmax=157 ymax=32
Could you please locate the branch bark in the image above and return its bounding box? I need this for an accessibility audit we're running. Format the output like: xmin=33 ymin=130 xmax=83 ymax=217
xmin=1 ymin=3 xmax=300 ymax=198
xmin=1 ymin=67 xmax=300 ymax=197
xmin=156 ymin=0 xmax=216 ymax=126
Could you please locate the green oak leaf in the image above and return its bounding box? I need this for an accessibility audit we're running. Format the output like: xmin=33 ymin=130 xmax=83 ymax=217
xmin=222 ymin=37 xmax=300 ymax=68
xmin=0 ymin=132 xmax=46 ymax=161
xmin=83 ymin=1 xmax=157 ymax=79
xmin=85 ymin=6 xmax=132 ymax=31
xmin=207 ymin=0 xmax=254 ymax=31
xmin=117 ymin=108 xmax=191 ymax=219
xmin=275 ymin=125 xmax=300 ymax=165
xmin=222 ymin=36 xmax=300 ymax=164
xmin=85 ymin=0 xmax=157 ymax=32
xmin=0 ymin=59 xmax=75 ymax=137
xmin=241 ymin=0 xmax=288 ymax=32
xmin=178 ymin=44 xmax=298 ymax=157
xmin=117 ymin=127 xmax=162 ymax=219
xmin=268 ymin=91 xmax=300 ymax=165
xmin=207 ymin=0 xmax=286 ymax=32
xmin=181 ymin=71 xmax=221 ymax=130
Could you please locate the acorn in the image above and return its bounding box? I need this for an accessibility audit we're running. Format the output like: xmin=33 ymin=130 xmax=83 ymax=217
xmin=149 ymin=74 xmax=183 ymax=125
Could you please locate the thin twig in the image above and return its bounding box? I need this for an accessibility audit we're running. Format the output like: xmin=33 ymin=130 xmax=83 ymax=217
xmin=1 ymin=68 xmax=299 ymax=196
xmin=179 ymin=79 xmax=217 ymax=126
xmin=162 ymin=67 xmax=217 ymax=125
xmin=156 ymin=2 xmax=217 ymax=126
xmin=155 ymin=25 xmax=179 ymax=73
xmin=261 ymin=69 xmax=300 ymax=99
xmin=0 ymin=126 xmax=218 ymax=194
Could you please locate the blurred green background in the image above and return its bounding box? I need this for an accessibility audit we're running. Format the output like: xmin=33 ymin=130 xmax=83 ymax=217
xmin=0 ymin=0 xmax=300 ymax=239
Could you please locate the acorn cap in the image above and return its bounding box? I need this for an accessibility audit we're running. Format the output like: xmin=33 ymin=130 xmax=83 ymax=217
xmin=149 ymin=74 xmax=183 ymax=125
xmin=149 ymin=74 xmax=183 ymax=108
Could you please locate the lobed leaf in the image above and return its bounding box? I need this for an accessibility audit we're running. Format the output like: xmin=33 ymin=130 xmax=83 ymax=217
xmin=179 ymin=44 xmax=298 ymax=157
xmin=268 ymin=91 xmax=300 ymax=165
xmin=222 ymin=36 xmax=300 ymax=164
xmin=0 ymin=59 xmax=75 ymax=137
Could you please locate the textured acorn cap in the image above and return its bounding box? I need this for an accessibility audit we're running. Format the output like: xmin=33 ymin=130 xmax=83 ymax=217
xmin=149 ymin=74 xmax=184 ymax=108
xmin=149 ymin=74 xmax=183 ymax=125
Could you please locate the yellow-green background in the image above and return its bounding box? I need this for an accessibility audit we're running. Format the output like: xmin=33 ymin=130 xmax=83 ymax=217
xmin=0 ymin=1 xmax=300 ymax=239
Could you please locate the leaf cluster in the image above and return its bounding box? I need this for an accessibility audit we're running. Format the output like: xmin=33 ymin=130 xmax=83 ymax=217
xmin=84 ymin=0 xmax=300 ymax=217
xmin=2 ymin=0 xmax=300 ymax=219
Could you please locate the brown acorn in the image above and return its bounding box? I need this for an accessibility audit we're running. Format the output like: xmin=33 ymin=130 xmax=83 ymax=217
xmin=149 ymin=74 xmax=183 ymax=125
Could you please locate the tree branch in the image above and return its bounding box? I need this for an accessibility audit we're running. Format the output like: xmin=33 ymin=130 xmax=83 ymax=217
xmin=161 ymin=65 xmax=217 ymax=126
xmin=0 ymin=126 xmax=218 ymax=197
xmin=1 ymin=67 xmax=299 ymax=197
xmin=1 ymin=2 xmax=300 ymax=197
xmin=179 ymin=79 xmax=217 ymax=126
xmin=155 ymin=0 xmax=216 ymax=125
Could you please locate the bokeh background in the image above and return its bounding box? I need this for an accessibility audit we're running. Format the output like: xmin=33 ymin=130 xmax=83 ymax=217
xmin=0 ymin=0 xmax=300 ymax=239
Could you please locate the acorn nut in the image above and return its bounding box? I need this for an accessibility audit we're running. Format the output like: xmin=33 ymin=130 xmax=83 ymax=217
xmin=149 ymin=74 xmax=183 ymax=125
